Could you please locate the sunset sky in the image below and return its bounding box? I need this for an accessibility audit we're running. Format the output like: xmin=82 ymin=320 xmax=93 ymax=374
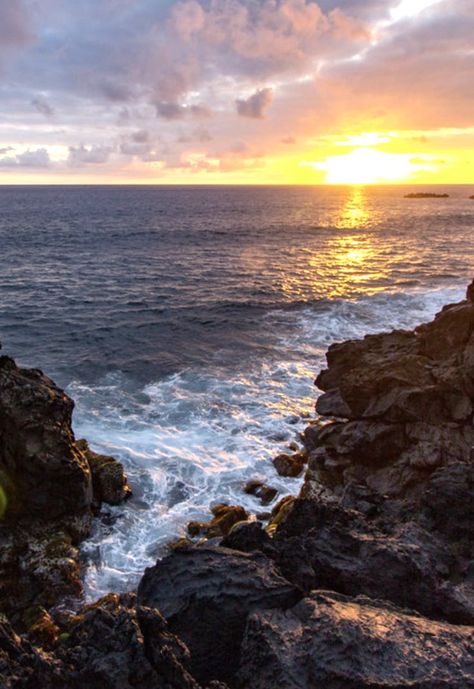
xmin=0 ymin=0 xmax=473 ymax=184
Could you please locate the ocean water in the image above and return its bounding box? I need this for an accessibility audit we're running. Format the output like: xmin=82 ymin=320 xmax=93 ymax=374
xmin=1 ymin=184 xmax=473 ymax=598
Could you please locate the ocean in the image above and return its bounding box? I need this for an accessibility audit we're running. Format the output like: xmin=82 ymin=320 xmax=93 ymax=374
xmin=1 ymin=183 xmax=473 ymax=598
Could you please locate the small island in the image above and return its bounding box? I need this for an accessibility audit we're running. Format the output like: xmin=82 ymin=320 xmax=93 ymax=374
xmin=404 ymin=192 xmax=450 ymax=198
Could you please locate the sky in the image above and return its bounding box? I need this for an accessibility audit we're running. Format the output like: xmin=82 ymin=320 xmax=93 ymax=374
xmin=0 ymin=0 xmax=473 ymax=184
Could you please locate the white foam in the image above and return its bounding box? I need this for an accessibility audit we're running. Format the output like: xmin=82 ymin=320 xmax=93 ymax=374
xmin=71 ymin=284 xmax=466 ymax=599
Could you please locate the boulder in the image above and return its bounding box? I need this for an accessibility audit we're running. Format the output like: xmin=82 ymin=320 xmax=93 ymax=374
xmin=237 ymin=591 xmax=474 ymax=689
xmin=243 ymin=480 xmax=278 ymax=505
xmin=137 ymin=546 xmax=301 ymax=685
xmin=76 ymin=439 xmax=131 ymax=506
xmin=272 ymin=453 xmax=306 ymax=477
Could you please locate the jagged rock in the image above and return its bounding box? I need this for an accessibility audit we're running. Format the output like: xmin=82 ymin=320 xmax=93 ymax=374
xmin=237 ymin=591 xmax=474 ymax=689
xmin=307 ymin=284 xmax=474 ymax=498
xmin=0 ymin=356 xmax=92 ymax=519
xmin=76 ymin=439 xmax=131 ymax=506
xmin=137 ymin=546 xmax=301 ymax=685
xmin=187 ymin=504 xmax=249 ymax=538
xmin=0 ymin=613 xmax=61 ymax=688
xmin=57 ymin=593 xmax=202 ymax=689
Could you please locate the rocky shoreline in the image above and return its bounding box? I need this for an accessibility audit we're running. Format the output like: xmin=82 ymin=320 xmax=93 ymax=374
xmin=2 ymin=283 xmax=474 ymax=688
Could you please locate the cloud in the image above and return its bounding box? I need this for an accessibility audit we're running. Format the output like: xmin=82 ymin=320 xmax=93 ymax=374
xmin=131 ymin=130 xmax=150 ymax=143
xmin=155 ymin=101 xmax=212 ymax=120
xmin=236 ymin=88 xmax=273 ymax=119
xmin=68 ymin=145 xmax=112 ymax=166
xmin=0 ymin=148 xmax=50 ymax=168
xmin=0 ymin=0 xmax=472 ymax=181
xmin=31 ymin=97 xmax=54 ymax=117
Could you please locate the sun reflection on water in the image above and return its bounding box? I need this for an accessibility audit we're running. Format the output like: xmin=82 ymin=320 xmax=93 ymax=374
xmin=337 ymin=186 xmax=371 ymax=230
xmin=281 ymin=187 xmax=391 ymax=300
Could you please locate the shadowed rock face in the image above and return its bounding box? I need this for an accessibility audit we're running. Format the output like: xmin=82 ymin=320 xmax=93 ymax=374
xmin=0 ymin=351 xmax=131 ymax=630
xmin=237 ymin=592 xmax=474 ymax=689
xmin=137 ymin=546 xmax=301 ymax=685
xmin=1 ymin=594 xmax=225 ymax=689
xmin=0 ymin=356 xmax=92 ymax=519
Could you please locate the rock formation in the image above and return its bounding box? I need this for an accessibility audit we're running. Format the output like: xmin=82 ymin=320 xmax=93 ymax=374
xmin=0 ymin=350 xmax=131 ymax=630
xmin=2 ymin=283 xmax=474 ymax=688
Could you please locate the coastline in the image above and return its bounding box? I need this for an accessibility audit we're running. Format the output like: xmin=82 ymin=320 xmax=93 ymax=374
xmin=1 ymin=282 xmax=474 ymax=688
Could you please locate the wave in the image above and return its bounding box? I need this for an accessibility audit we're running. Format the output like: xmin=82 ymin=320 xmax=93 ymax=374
xmin=70 ymin=283 xmax=466 ymax=599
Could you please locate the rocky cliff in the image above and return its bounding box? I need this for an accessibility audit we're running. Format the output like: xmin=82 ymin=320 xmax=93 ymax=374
xmin=2 ymin=285 xmax=474 ymax=689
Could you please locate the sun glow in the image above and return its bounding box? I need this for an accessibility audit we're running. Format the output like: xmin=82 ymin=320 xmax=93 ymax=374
xmin=315 ymin=148 xmax=430 ymax=185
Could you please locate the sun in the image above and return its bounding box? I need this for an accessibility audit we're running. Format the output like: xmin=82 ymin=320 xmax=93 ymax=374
xmin=315 ymin=148 xmax=419 ymax=185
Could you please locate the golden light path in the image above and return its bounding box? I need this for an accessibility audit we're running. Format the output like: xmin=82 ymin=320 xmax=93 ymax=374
xmin=281 ymin=187 xmax=390 ymax=301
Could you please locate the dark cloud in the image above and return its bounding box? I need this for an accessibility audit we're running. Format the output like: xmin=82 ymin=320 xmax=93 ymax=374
xmin=68 ymin=145 xmax=112 ymax=166
xmin=31 ymin=97 xmax=54 ymax=117
xmin=156 ymin=101 xmax=212 ymax=120
xmin=236 ymin=88 xmax=273 ymax=119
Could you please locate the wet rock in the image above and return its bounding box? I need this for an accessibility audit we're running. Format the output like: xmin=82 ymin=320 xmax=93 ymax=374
xmin=137 ymin=545 xmax=301 ymax=685
xmin=187 ymin=504 xmax=249 ymax=538
xmin=25 ymin=607 xmax=60 ymax=650
xmin=76 ymin=439 xmax=131 ymax=506
xmin=237 ymin=591 xmax=474 ymax=689
xmin=272 ymin=452 xmax=306 ymax=477
xmin=244 ymin=480 xmax=278 ymax=505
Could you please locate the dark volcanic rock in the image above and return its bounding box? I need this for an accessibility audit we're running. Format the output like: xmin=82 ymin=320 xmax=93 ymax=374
xmin=421 ymin=462 xmax=474 ymax=543
xmin=273 ymin=497 xmax=474 ymax=624
xmin=307 ymin=283 xmax=474 ymax=498
xmin=237 ymin=591 xmax=474 ymax=689
xmin=0 ymin=356 xmax=92 ymax=518
xmin=0 ymin=613 xmax=61 ymax=688
xmin=57 ymin=593 xmax=202 ymax=689
xmin=221 ymin=521 xmax=277 ymax=557
xmin=137 ymin=545 xmax=301 ymax=685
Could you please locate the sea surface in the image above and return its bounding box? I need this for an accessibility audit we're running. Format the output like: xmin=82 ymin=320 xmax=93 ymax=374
xmin=1 ymin=184 xmax=473 ymax=598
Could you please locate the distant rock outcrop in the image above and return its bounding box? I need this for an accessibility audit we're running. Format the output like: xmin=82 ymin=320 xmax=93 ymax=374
xmin=404 ymin=192 xmax=450 ymax=198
